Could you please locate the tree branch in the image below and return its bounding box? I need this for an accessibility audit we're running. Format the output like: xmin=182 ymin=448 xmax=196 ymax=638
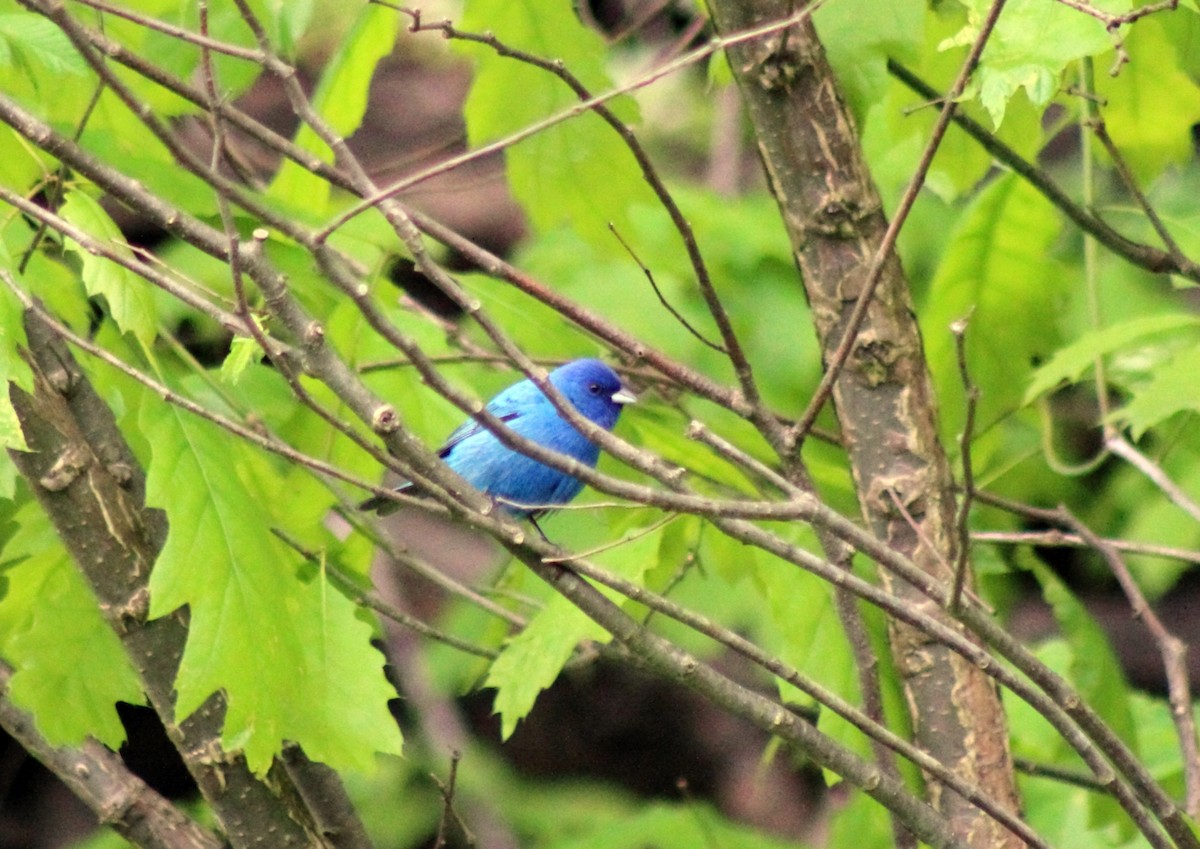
xmin=0 ymin=663 xmax=224 ymax=849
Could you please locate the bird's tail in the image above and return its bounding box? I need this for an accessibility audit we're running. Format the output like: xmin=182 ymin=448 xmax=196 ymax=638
xmin=358 ymin=482 xmax=415 ymax=515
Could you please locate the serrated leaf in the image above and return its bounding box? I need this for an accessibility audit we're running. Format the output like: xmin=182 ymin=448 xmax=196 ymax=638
xmin=457 ymin=0 xmax=652 ymax=249
xmin=1113 ymin=345 xmax=1200 ymax=437
xmin=1024 ymin=313 xmax=1200 ymax=403
xmin=59 ymin=190 xmax=157 ymax=346
xmin=0 ymin=503 xmax=144 ymax=748
xmin=487 ymin=593 xmax=606 ymax=740
xmin=487 ymin=524 xmax=660 ymax=739
xmin=269 ymin=4 xmax=400 ymax=210
xmin=140 ymin=388 xmax=401 ymax=773
xmin=947 ymin=0 xmax=1124 ymax=125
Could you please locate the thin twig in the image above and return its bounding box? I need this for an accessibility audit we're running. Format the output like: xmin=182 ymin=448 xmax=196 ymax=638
xmin=686 ymin=420 xmax=800 ymax=495
xmin=608 ymin=223 xmax=726 ymax=353
xmin=949 ymin=315 xmax=979 ymax=612
xmin=1052 ymin=0 xmax=1178 ymax=29
xmin=1107 ymin=435 xmax=1200 ymax=523
xmin=431 ymin=752 xmax=473 ymax=849
xmin=971 ymin=529 xmax=1200 ymax=563
xmin=886 ymin=59 xmax=1200 ymax=282
xmin=270 ymin=529 xmax=499 ymax=660
xmin=1058 ymin=509 xmax=1200 ymax=816
xmin=1014 ymin=757 xmax=1114 ymax=792
xmin=541 ymin=514 xmax=679 ymax=563
xmin=1090 ymin=118 xmax=1189 ymax=266
xmin=68 ymin=0 xmax=265 ymax=60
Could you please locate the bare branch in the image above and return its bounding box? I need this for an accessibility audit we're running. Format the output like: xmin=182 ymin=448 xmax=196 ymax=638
xmin=1108 ymin=435 xmax=1200 ymax=523
xmin=0 ymin=664 xmax=223 ymax=849
xmin=1059 ymin=509 xmax=1200 ymax=816
xmin=886 ymin=59 xmax=1200 ymax=282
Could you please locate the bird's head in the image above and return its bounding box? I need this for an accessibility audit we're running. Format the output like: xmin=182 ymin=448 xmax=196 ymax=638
xmin=550 ymin=358 xmax=637 ymax=429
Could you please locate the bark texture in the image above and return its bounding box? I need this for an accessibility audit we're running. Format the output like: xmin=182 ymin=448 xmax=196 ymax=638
xmin=704 ymin=3 xmax=1023 ymax=846
xmin=8 ymin=310 xmax=367 ymax=849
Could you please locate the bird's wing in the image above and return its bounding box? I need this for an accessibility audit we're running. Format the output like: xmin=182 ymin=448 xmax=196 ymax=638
xmin=437 ymin=377 xmax=546 ymax=456
xmin=438 ymin=408 xmax=523 ymax=457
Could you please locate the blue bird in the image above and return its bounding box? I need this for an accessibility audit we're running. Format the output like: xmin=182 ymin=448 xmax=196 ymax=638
xmin=360 ymin=358 xmax=637 ymax=523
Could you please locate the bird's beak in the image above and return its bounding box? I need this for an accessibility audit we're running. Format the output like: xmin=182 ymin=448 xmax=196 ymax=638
xmin=612 ymin=385 xmax=638 ymax=406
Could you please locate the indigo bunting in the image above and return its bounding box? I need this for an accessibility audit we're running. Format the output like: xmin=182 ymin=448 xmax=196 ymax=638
xmin=360 ymin=358 xmax=636 ymax=519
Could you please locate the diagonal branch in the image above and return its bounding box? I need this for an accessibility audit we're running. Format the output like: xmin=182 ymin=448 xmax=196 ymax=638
xmin=0 ymin=663 xmax=223 ymax=849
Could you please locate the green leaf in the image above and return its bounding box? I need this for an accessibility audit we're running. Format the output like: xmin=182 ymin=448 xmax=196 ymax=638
xmin=947 ymin=0 xmax=1124 ymax=125
xmin=754 ymin=541 xmax=867 ymax=776
xmin=140 ymin=387 xmax=401 ymax=773
xmin=1023 ymin=313 xmax=1200 ymax=404
xmin=0 ymin=246 xmax=32 ymax=463
xmin=219 ymin=334 xmax=263 ymax=386
xmin=1096 ymin=17 xmax=1200 ymax=181
xmin=922 ymin=173 xmax=1069 ymax=440
xmin=1029 ymin=563 xmax=1135 ymax=743
xmin=1026 ymin=559 xmax=1136 ymax=835
xmin=1114 ymin=458 xmax=1200 ymax=599
xmin=0 ymin=13 xmax=88 ymax=78
xmin=1130 ymin=691 xmax=1192 ymax=795
xmin=269 ymin=3 xmax=400 ymax=210
xmin=815 ymin=0 xmax=924 ymax=127
xmin=1114 ymin=344 xmax=1200 ymax=436
xmin=0 ymin=503 xmax=144 ymax=748
xmin=828 ymin=783 xmax=896 ymax=849
xmin=457 ymin=0 xmax=653 ymax=249
xmin=487 ymin=522 xmax=660 ymax=739
xmin=268 ymin=0 xmax=316 ymax=57
xmin=59 ymin=190 xmax=157 ymax=346
xmin=486 ymin=593 xmax=607 ymax=740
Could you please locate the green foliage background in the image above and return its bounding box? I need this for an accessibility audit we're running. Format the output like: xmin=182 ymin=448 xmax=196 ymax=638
xmin=1 ymin=0 xmax=1199 ymax=846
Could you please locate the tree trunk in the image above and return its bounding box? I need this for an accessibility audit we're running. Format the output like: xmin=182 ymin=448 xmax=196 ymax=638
xmin=705 ymin=3 xmax=1024 ymax=846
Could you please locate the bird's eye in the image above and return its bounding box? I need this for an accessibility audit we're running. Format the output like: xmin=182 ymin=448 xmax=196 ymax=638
xmin=588 ymin=382 xmax=601 ymax=395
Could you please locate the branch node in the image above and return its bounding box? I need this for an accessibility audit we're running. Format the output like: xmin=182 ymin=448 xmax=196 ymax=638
xmin=38 ymin=444 xmax=91 ymax=492
xmin=371 ymin=404 xmax=399 ymax=434
xmin=106 ymin=460 xmax=135 ymax=487
xmin=303 ymin=320 xmax=325 ymax=347
xmin=46 ymin=362 xmax=76 ymax=394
